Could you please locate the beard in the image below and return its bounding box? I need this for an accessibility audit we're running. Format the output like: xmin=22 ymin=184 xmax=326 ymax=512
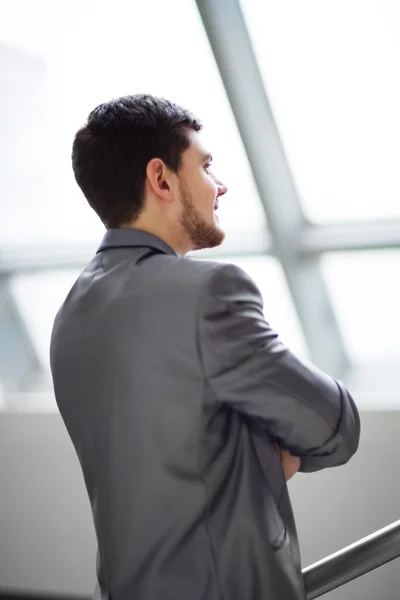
xmin=179 ymin=181 xmax=225 ymax=251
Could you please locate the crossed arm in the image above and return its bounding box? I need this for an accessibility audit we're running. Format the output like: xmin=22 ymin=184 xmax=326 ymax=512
xmin=197 ymin=263 xmax=360 ymax=474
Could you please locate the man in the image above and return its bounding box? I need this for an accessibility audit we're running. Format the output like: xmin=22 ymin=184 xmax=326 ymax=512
xmin=50 ymin=94 xmax=360 ymax=600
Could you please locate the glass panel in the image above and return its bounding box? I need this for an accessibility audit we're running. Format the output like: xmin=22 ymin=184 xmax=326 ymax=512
xmin=10 ymin=270 xmax=82 ymax=370
xmin=321 ymin=250 xmax=400 ymax=365
xmin=241 ymin=0 xmax=400 ymax=223
xmin=0 ymin=0 xmax=265 ymax=250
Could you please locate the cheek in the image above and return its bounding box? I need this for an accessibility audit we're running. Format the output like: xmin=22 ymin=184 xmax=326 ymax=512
xmin=189 ymin=171 xmax=218 ymax=207
xmin=203 ymin=174 xmax=218 ymax=200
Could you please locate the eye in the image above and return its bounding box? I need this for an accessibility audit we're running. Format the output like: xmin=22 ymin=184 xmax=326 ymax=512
xmin=204 ymin=161 xmax=212 ymax=173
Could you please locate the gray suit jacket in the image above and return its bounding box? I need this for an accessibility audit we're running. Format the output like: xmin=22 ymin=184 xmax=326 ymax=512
xmin=50 ymin=228 xmax=360 ymax=600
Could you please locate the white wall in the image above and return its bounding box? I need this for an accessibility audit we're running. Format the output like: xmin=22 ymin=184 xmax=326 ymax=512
xmin=0 ymin=414 xmax=96 ymax=595
xmin=0 ymin=412 xmax=399 ymax=599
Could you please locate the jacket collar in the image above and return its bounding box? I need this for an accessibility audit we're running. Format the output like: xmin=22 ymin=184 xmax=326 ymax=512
xmin=96 ymin=228 xmax=178 ymax=257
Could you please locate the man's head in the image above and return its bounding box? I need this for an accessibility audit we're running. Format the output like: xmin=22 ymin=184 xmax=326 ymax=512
xmin=72 ymin=94 xmax=227 ymax=255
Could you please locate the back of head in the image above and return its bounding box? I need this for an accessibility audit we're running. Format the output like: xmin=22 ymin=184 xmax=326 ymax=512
xmin=72 ymin=94 xmax=202 ymax=228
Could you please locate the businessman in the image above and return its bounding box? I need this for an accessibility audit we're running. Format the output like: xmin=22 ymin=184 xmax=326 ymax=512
xmin=50 ymin=94 xmax=360 ymax=600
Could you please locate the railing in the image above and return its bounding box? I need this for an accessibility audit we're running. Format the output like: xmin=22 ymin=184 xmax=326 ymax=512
xmin=1 ymin=522 xmax=399 ymax=600
xmin=303 ymin=519 xmax=400 ymax=599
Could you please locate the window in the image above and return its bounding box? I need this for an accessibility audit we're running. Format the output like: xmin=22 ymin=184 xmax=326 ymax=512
xmin=2 ymin=0 xmax=398 ymax=410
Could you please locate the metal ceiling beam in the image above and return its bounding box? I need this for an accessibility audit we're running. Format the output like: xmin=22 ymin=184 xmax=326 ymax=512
xmin=0 ymin=276 xmax=42 ymax=392
xmin=301 ymin=219 xmax=400 ymax=254
xmin=195 ymin=0 xmax=349 ymax=377
xmin=0 ymin=242 xmax=98 ymax=275
xmin=0 ymin=218 xmax=399 ymax=275
xmin=0 ymin=230 xmax=272 ymax=274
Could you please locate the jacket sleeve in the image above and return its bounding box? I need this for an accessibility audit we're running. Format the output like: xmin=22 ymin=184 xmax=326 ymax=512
xmin=197 ymin=263 xmax=360 ymax=473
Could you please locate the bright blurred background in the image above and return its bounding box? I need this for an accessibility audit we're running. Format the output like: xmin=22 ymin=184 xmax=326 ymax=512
xmin=0 ymin=1 xmax=399 ymax=599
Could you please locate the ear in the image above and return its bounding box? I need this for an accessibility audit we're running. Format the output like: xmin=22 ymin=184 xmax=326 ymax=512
xmin=145 ymin=158 xmax=174 ymax=202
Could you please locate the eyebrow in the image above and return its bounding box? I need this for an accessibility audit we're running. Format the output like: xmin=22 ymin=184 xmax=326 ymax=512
xmin=201 ymin=152 xmax=213 ymax=163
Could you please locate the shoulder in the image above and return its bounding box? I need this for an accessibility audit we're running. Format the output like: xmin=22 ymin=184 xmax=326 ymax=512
xmin=176 ymin=258 xmax=264 ymax=310
xmin=138 ymin=255 xmax=261 ymax=311
xmin=159 ymin=256 xmax=258 ymax=294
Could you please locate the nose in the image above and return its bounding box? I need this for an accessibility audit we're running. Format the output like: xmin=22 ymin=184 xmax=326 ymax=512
xmin=216 ymin=179 xmax=228 ymax=198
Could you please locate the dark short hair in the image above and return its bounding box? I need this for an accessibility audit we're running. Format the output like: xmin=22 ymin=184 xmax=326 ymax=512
xmin=72 ymin=94 xmax=202 ymax=228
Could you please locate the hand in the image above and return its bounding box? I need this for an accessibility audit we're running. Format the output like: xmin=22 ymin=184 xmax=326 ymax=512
xmin=277 ymin=446 xmax=301 ymax=481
